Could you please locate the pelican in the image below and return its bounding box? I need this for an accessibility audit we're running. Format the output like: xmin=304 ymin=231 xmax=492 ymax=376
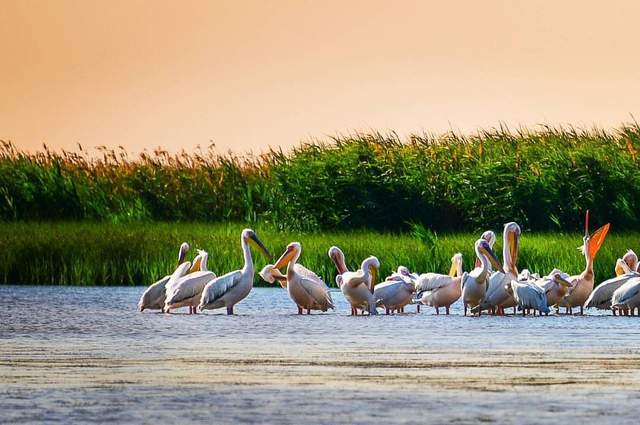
xmin=415 ymin=253 xmax=463 ymax=315
xmin=534 ymin=270 xmax=572 ymax=308
xmin=263 ymin=242 xmax=334 ymax=314
xmin=198 ymin=229 xmax=270 ymax=315
xmin=165 ymin=250 xmax=216 ymax=314
xmin=138 ymin=242 xmax=190 ymax=312
xmin=373 ymin=272 xmax=415 ymax=315
xmin=477 ymin=222 xmax=521 ymax=315
xmin=475 ymin=230 xmax=497 ymax=268
xmin=611 ymin=277 xmax=640 ymax=316
xmin=328 ymin=246 xmax=379 ymax=315
xmin=558 ymin=211 xmax=610 ymax=315
xmin=461 ymin=239 xmax=503 ymax=316
xmin=506 ymin=279 xmax=549 ymax=316
xmin=615 ymin=249 xmax=639 ymax=275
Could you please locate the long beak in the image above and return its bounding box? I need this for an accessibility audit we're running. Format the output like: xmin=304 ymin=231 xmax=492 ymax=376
xmin=588 ymin=223 xmax=610 ymax=260
xmin=615 ymin=259 xmax=628 ymax=276
xmin=584 ymin=209 xmax=590 ymax=237
xmin=448 ymin=260 xmax=457 ymax=277
xmin=483 ymin=246 xmax=504 ymax=274
xmin=554 ymin=275 xmax=572 ymax=287
xmin=330 ymin=252 xmax=348 ymax=274
xmin=509 ymin=231 xmax=519 ymax=271
xmin=249 ymin=234 xmax=272 ymax=260
xmin=189 ymin=256 xmax=202 ymax=273
xmin=369 ymin=264 xmax=378 ymax=293
xmin=274 ymin=245 xmax=295 ymax=269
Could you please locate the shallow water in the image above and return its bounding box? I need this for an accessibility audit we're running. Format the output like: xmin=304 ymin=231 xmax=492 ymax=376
xmin=1 ymin=286 xmax=640 ymax=424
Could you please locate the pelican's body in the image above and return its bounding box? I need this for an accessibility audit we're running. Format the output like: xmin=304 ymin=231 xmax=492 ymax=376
xmin=265 ymin=242 xmax=334 ymax=314
xmin=374 ymin=275 xmax=415 ymax=314
xmin=481 ymin=222 xmax=521 ymax=315
xmin=165 ymin=250 xmax=215 ymax=313
xmin=462 ymin=239 xmax=503 ymax=316
xmin=611 ymin=277 xmax=640 ymax=315
xmin=584 ymin=272 xmax=640 ymax=312
xmin=535 ymin=269 xmax=571 ymax=307
xmin=138 ymin=242 xmax=190 ymax=312
xmin=415 ymin=253 xmax=463 ymax=314
xmin=328 ymin=247 xmax=378 ymax=315
xmin=558 ymin=212 xmax=610 ymax=315
xmin=509 ymin=280 xmax=549 ymax=315
xmin=198 ymin=229 xmax=270 ymax=315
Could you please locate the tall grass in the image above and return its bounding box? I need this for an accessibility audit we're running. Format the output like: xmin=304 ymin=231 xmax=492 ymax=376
xmin=2 ymin=122 xmax=640 ymax=231
xmin=0 ymin=222 xmax=633 ymax=287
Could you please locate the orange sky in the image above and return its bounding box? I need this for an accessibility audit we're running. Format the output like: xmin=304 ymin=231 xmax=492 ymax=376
xmin=2 ymin=0 xmax=640 ymax=154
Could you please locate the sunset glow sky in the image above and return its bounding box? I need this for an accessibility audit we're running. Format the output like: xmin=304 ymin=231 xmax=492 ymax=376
xmin=2 ymin=0 xmax=640 ymax=154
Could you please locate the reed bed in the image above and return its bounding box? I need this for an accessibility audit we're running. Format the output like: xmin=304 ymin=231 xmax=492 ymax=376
xmin=0 ymin=222 xmax=634 ymax=287
xmin=2 ymin=123 xmax=640 ymax=232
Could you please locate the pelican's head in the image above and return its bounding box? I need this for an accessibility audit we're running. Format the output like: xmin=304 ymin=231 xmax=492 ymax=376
xmin=476 ymin=239 xmax=504 ymax=274
xmin=190 ymin=249 xmax=209 ymax=273
xmin=481 ymin=230 xmax=497 ymax=248
xmin=397 ymin=266 xmax=411 ymax=276
xmin=274 ymin=242 xmax=302 ymax=269
xmin=259 ymin=264 xmax=288 ymax=288
xmin=328 ymin=246 xmax=348 ymax=274
xmin=622 ymin=249 xmax=638 ymax=272
xmin=578 ymin=211 xmax=610 ymax=262
xmin=178 ymin=242 xmax=190 ymax=265
xmin=242 ymin=229 xmax=272 ymax=259
xmin=552 ymin=273 xmax=572 ymax=288
xmin=449 ymin=253 xmax=463 ymax=277
xmin=503 ymin=222 xmax=521 ymax=274
xmin=363 ymin=256 xmax=380 ymax=292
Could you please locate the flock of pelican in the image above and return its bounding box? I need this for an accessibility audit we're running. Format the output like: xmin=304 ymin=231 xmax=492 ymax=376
xmin=138 ymin=212 xmax=640 ymax=317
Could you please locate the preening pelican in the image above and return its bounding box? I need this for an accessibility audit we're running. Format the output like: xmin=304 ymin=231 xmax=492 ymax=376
xmin=534 ymin=270 xmax=572 ymax=308
xmin=462 ymin=239 xmax=503 ymax=316
xmin=611 ymin=277 xmax=640 ymax=316
xmin=477 ymin=222 xmax=521 ymax=315
xmin=558 ymin=211 xmax=610 ymax=315
xmin=415 ymin=253 xmax=463 ymax=315
xmin=138 ymin=242 xmax=190 ymax=312
xmin=614 ymin=249 xmax=639 ymax=276
xmin=373 ymin=272 xmax=415 ymax=315
xmin=264 ymin=242 xmax=334 ymax=314
xmin=198 ymin=229 xmax=270 ymax=315
xmin=165 ymin=250 xmax=215 ymax=314
xmin=507 ymin=279 xmax=550 ymax=316
xmin=328 ymin=246 xmax=379 ymax=315
xmin=475 ymin=230 xmax=497 ymax=268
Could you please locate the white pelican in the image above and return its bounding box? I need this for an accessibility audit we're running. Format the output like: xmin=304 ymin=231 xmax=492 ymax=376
xmin=415 ymin=253 xmax=463 ymax=315
xmin=373 ymin=272 xmax=415 ymax=315
xmin=328 ymin=246 xmax=379 ymax=315
xmin=475 ymin=230 xmax=497 ymax=268
xmin=611 ymin=277 xmax=640 ymax=316
xmin=534 ymin=269 xmax=572 ymax=309
xmin=584 ymin=271 xmax=639 ymax=314
xmin=165 ymin=250 xmax=216 ymax=314
xmin=462 ymin=238 xmax=503 ymax=316
xmin=614 ymin=249 xmax=639 ymax=275
xmin=198 ymin=229 xmax=270 ymax=315
xmin=477 ymin=222 xmax=521 ymax=315
xmin=138 ymin=242 xmax=190 ymax=312
xmin=507 ymin=279 xmax=550 ymax=316
xmin=558 ymin=211 xmax=610 ymax=315
xmin=264 ymin=242 xmax=334 ymax=314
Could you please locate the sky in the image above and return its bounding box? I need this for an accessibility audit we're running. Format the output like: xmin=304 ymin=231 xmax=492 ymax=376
xmin=2 ymin=0 xmax=640 ymax=155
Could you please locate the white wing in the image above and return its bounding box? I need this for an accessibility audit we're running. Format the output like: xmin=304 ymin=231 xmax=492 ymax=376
xmin=166 ymin=271 xmax=216 ymax=305
xmin=415 ymin=273 xmax=454 ymax=293
xmin=584 ymin=274 xmax=638 ymax=309
xmin=294 ymin=264 xmax=333 ymax=308
xmin=200 ymin=270 xmax=242 ymax=307
xmin=613 ymin=278 xmax=640 ymax=305
xmin=138 ymin=275 xmax=170 ymax=309
xmin=511 ymin=280 xmax=547 ymax=311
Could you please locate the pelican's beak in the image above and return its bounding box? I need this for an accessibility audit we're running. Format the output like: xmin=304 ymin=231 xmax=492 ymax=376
xmin=369 ymin=264 xmax=378 ymax=293
xmin=554 ymin=274 xmax=572 ymax=287
xmin=509 ymin=230 xmax=519 ymax=270
xmin=482 ymin=245 xmax=504 ymax=274
xmin=615 ymin=259 xmax=627 ymax=277
xmin=587 ymin=223 xmax=610 ymax=260
xmin=448 ymin=260 xmax=457 ymax=277
xmin=189 ymin=255 xmax=202 ymax=273
xmin=274 ymin=245 xmax=296 ymax=269
xmin=248 ymin=233 xmax=272 ymax=260
xmin=329 ymin=250 xmax=348 ymax=274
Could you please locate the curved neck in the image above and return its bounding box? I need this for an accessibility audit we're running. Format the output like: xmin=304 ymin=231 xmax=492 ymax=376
xmin=286 ymin=248 xmax=301 ymax=276
xmin=475 ymin=246 xmax=490 ymax=281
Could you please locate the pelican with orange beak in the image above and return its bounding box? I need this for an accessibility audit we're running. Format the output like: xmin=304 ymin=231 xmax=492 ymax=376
xmin=263 ymin=242 xmax=334 ymax=314
xmin=165 ymin=249 xmax=216 ymax=314
xmin=328 ymin=246 xmax=379 ymax=315
xmin=462 ymin=239 xmax=504 ymax=316
xmin=558 ymin=211 xmax=610 ymax=315
xmin=415 ymin=253 xmax=464 ymax=315
xmin=475 ymin=230 xmax=497 ymax=268
xmin=197 ymin=229 xmax=271 ymax=315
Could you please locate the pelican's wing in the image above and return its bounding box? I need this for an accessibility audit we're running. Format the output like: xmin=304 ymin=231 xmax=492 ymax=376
xmin=138 ymin=275 xmax=170 ymax=309
xmin=165 ymin=262 xmax=192 ymax=294
xmin=615 ymin=278 xmax=640 ymax=305
xmin=294 ymin=265 xmax=334 ymax=308
xmin=584 ymin=275 xmax=635 ymax=309
xmin=512 ymin=281 xmax=546 ymax=310
xmin=200 ymin=270 xmax=242 ymax=307
xmin=415 ymin=273 xmax=453 ymax=293
xmin=166 ymin=271 xmax=216 ymax=304
xmin=340 ymin=271 xmax=368 ymax=289
xmin=294 ymin=264 xmax=326 ymax=286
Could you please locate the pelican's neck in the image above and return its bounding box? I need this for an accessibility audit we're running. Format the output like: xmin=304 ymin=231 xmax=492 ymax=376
xmin=241 ymin=236 xmax=253 ymax=275
xmin=582 ymin=249 xmax=594 ymax=281
xmin=475 ymin=246 xmax=490 ymax=281
xmin=286 ymin=248 xmax=301 ymax=277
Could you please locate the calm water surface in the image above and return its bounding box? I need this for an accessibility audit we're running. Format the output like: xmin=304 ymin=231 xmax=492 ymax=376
xmin=1 ymin=286 xmax=639 ymax=424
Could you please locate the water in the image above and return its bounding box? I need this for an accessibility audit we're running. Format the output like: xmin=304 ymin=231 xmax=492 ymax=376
xmin=1 ymin=286 xmax=639 ymax=424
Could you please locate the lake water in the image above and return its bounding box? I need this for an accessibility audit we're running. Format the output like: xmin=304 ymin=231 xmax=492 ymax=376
xmin=1 ymin=286 xmax=639 ymax=424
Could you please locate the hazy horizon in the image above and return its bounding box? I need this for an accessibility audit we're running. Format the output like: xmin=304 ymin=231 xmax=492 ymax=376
xmin=2 ymin=0 xmax=640 ymax=155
